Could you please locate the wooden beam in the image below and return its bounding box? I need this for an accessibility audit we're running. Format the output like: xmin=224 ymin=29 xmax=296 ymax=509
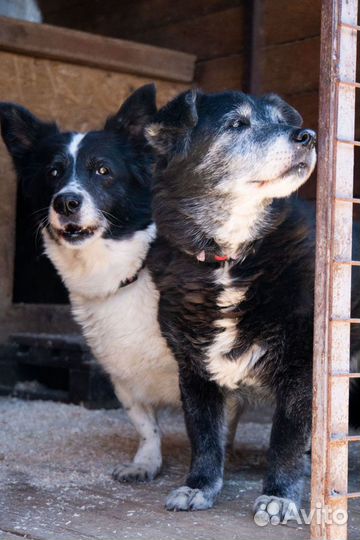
xmin=0 ymin=16 xmax=195 ymax=83
xmin=245 ymin=0 xmax=264 ymax=94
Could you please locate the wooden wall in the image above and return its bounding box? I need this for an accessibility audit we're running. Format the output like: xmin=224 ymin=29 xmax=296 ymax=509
xmin=38 ymin=0 xmax=248 ymax=92
xmin=38 ymin=0 xmax=324 ymax=200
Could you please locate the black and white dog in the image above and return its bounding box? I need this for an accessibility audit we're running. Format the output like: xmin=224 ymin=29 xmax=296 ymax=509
xmin=0 ymin=85 xmax=179 ymax=482
xmin=0 ymin=85 xmax=241 ymax=484
xmin=145 ymin=90 xmax=360 ymax=518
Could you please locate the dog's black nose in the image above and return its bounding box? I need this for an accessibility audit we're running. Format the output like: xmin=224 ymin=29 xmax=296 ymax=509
xmin=53 ymin=192 xmax=82 ymax=216
xmin=292 ymin=128 xmax=317 ymax=148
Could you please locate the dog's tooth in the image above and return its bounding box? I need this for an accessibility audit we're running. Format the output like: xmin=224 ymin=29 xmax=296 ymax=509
xmin=196 ymin=251 xmax=206 ymax=262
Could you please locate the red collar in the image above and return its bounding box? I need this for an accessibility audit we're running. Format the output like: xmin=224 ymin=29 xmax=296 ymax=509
xmin=213 ymin=255 xmax=229 ymax=262
xmin=196 ymin=250 xmax=229 ymax=263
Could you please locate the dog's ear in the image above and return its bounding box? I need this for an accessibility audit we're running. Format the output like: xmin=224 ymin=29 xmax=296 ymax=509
xmin=104 ymin=83 xmax=157 ymax=138
xmin=263 ymin=93 xmax=303 ymax=128
xmin=145 ymin=89 xmax=199 ymax=155
xmin=0 ymin=103 xmax=58 ymax=159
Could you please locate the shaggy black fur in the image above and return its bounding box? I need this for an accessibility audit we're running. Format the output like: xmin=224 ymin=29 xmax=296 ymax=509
xmin=146 ymin=89 xmax=360 ymax=515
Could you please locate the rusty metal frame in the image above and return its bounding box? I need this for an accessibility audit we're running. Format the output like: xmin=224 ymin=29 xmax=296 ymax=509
xmin=311 ymin=1 xmax=359 ymax=539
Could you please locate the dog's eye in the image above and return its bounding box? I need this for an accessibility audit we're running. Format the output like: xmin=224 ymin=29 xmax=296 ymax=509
xmin=96 ymin=166 xmax=111 ymax=176
xmin=49 ymin=167 xmax=60 ymax=178
xmin=230 ymin=117 xmax=250 ymax=128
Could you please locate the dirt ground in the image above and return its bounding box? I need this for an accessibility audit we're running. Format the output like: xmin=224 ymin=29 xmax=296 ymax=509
xmin=0 ymin=398 xmax=358 ymax=540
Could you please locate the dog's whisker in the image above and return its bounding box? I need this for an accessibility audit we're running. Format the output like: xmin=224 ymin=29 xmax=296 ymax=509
xmin=31 ymin=206 xmax=49 ymax=216
xmin=34 ymin=216 xmax=48 ymax=247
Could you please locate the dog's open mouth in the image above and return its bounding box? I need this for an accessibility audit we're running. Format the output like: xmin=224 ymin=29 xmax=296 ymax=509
xmin=56 ymin=223 xmax=99 ymax=242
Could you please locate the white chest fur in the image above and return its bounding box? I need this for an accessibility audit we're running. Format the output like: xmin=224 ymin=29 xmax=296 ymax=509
xmin=43 ymin=227 xmax=180 ymax=407
xmin=206 ymin=265 xmax=266 ymax=390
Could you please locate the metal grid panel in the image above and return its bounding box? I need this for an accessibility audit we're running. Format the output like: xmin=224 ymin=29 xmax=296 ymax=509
xmin=311 ymin=1 xmax=359 ymax=539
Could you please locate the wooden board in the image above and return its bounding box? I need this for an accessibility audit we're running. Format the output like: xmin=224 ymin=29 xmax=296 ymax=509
xmin=195 ymin=54 xmax=245 ymax=92
xmin=39 ymin=0 xmax=243 ymax=37
xmin=0 ymin=16 xmax=195 ymax=83
xmin=40 ymin=0 xmax=321 ymax=50
xmin=129 ymin=6 xmax=245 ymax=61
xmin=264 ymin=0 xmax=321 ymax=45
xmin=261 ymin=37 xmax=320 ymax=95
xmin=195 ymin=36 xmax=319 ymax=94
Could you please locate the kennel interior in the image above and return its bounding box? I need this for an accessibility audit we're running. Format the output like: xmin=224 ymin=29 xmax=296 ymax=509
xmin=0 ymin=1 xmax=358 ymax=539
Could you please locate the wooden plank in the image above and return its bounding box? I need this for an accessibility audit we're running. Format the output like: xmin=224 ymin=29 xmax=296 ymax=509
xmin=261 ymin=37 xmax=320 ymax=95
xmin=128 ymin=6 xmax=245 ymax=61
xmin=39 ymin=0 xmax=242 ymax=36
xmin=196 ymin=37 xmax=320 ymax=95
xmin=263 ymin=0 xmax=321 ymax=45
xmin=195 ymin=54 xmax=245 ymax=91
xmin=0 ymin=305 xmax=77 ymax=342
xmin=0 ymin=16 xmax=195 ymax=83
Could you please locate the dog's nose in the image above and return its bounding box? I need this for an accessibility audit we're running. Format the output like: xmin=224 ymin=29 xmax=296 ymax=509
xmin=53 ymin=192 xmax=82 ymax=216
xmin=292 ymin=128 xmax=317 ymax=148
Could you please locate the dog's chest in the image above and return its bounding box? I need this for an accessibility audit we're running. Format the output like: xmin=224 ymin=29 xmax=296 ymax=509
xmin=71 ymin=269 xmax=180 ymax=404
xmin=151 ymin=250 xmax=266 ymax=391
xmin=204 ymin=266 xmax=266 ymax=390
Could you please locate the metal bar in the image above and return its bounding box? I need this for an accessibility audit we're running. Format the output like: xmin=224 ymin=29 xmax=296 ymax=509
xmin=333 ymin=260 xmax=360 ymax=266
xmin=331 ymin=434 xmax=360 ymax=442
xmin=340 ymin=22 xmax=360 ymax=31
xmin=335 ymin=197 xmax=360 ymax=204
xmin=337 ymin=139 xmax=360 ymax=146
xmin=337 ymin=80 xmax=360 ymax=88
xmin=331 ymin=492 xmax=360 ymax=500
xmin=331 ymin=318 xmax=360 ymax=323
xmin=332 ymin=372 xmax=360 ymax=378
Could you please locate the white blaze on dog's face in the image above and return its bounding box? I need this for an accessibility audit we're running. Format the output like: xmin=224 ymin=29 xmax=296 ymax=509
xmin=46 ymin=132 xmax=107 ymax=249
xmin=147 ymin=90 xmax=317 ymax=257
xmin=0 ymin=84 xmax=157 ymax=251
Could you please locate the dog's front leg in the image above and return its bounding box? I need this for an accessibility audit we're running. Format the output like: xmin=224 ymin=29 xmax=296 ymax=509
xmin=112 ymin=380 xmax=162 ymax=482
xmin=166 ymin=368 xmax=225 ymax=511
xmin=253 ymin=387 xmax=312 ymax=525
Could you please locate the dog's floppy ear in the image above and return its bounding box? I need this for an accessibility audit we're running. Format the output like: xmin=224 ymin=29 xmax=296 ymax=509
xmin=263 ymin=93 xmax=303 ymax=128
xmin=104 ymin=83 xmax=157 ymax=138
xmin=0 ymin=103 xmax=58 ymax=159
xmin=145 ymin=89 xmax=199 ymax=155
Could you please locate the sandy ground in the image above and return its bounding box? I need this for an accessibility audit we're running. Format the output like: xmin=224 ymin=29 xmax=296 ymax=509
xmin=0 ymin=398 xmax=358 ymax=540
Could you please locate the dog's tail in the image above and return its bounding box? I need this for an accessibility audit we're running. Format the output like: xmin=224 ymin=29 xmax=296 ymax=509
xmin=349 ymin=377 xmax=360 ymax=429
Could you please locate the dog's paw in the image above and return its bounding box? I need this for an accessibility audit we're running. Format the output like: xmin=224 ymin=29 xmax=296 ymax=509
xmin=112 ymin=462 xmax=159 ymax=483
xmin=253 ymin=495 xmax=298 ymax=526
xmin=165 ymin=486 xmax=215 ymax=511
